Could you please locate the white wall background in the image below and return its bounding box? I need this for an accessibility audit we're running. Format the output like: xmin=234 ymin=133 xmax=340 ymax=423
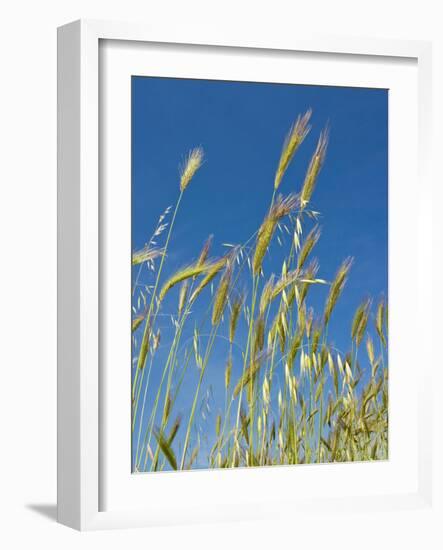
xmin=0 ymin=1 xmax=441 ymax=548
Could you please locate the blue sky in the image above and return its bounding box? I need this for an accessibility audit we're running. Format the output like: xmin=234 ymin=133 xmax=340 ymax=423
xmin=131 ymin=76 xmax=388 ymax=470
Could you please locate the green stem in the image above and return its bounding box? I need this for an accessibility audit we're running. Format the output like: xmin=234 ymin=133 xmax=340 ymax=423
xmin=133 ymin=350 xmax=156 ymax=466
xmin=133 ymin=191 xmax=183 ymax=377
xmin=180 ymin=327 xmax=218 ymax=470
xmin=232 ymin=274 xmax=259 ymax=466
xmin=317 ymin=390 xmax=323 ymax=463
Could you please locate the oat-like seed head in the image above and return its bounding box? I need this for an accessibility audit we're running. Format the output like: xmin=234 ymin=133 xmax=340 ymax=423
xmin=132 ymin=246 xmax=164 ymax=266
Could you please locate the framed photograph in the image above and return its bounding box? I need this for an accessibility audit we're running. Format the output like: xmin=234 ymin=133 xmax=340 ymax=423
xmin=57 ymin=19 xmax=433 ymax=530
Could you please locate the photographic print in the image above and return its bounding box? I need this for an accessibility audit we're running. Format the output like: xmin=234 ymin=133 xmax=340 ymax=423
xmin=131 ymin=77 xmax=388 ymax=473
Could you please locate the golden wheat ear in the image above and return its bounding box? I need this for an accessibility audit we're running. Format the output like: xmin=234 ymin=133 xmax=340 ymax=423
xmin=158 ymin=260 xmax=215 ymax=303
xmin=189 ymin=258 xmax=226 ymax=303
xmin=253 ymin=193 xmax=299 ymax=274
xmin=196 ymin=234 xmax=213 ymax=267
xmin=301 ymin=126 xmax=329 ymax=208
xmin=179 ymin=147 xmax=204 ymax=191
xmin=324 ymin=257 xmax=353 ymax=325
xmin=351 ymin=298 xmax=372 ymax=346
xmin=212 ymin=263 xmax=233 ymax=326
xmin=224 ymin=355 xmax=233 ymax=390
xmin=274 ymin=109 xmax=312 ymax=190
xmin=229 ymin=293 xmax=244 ymax=343
xmin=297 ymin=225 xmax=321 ymax=270
xmin=131 ymin=313 xmax=145 ymax=333
xmin=376 ymin=298 xmax=387 ymax=346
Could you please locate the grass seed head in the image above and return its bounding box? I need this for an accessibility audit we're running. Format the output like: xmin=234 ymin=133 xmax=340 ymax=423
xmin=189 ymin=256 xmax=228 ymax=303
xmin=263 ymin=376 xmax=270 ymax=406
xmin=259 ymin=275 xmax=275 ymax=316
xmin=233 ymin=349 xmax=269 ymax=398
xmin=159 ymin=260 xmax=216 ymax=303
xmin=229 ymin=293 xmax=244 ymax=343
xmin=138 ymin=323 xmax=151 ymax=369
xmin=271 ymin=269 xmax=300 ymax=302
xmin=225 ymin=355 xmax=232 ymax=390
xmin=152 ymin=329 xmax=161 ymax=352
xmin=300 ymin=128 xmax=329 ymax=207
xmin=253 ymin=193 xmax=299 ymax=274
xmin=324 ymin=257 xmax=353 ymax=325
xmin=253 ymin=315 xmax=266 ymax=355
xmin=196 ymin=234 xmax=213 ymax=268
xmin=297 ymin=225 xmax=321 ymax=270
xmin=178 ymin=281 xmax=189 ymax=316
xmin=366 ymin=335 xmax=375 ymax=366
xmin=212 ymin=263 xmax=233 ymax=325
xmin=274 ymin=110 xmax=312 ymax=190
xmin=132 ymin=313 xmax=145 ymax=333
xmin=179 ymin=147 xmax=204 ymax=192
xmin=376 ymin=298 xmax=387 ymax=346
xmin=132 ymin=246 xmax=164 ymax=266
xmin=355 ymin=299 xmax=371 ymax=346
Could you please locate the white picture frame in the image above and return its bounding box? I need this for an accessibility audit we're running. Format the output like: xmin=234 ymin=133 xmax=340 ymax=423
xmin=57 ymin=19 xmax=434 ymax=531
